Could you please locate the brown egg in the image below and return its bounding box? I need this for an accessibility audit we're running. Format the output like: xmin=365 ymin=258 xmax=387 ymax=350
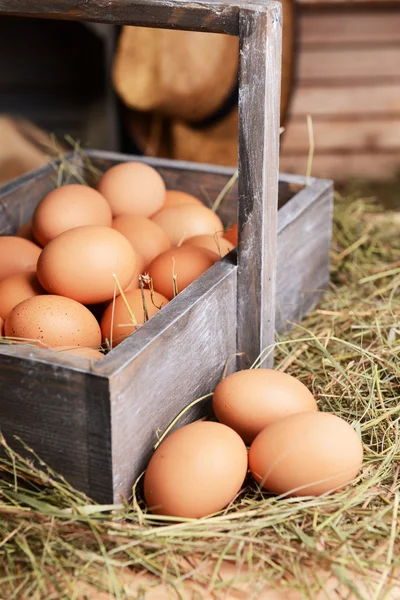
xmin=224 ymin=223 xmax=238 ymax=246
xmin=16 ymin=220 xmax=36 ymax=242
xmin=183 ymin=234 xmax=234 ymax=258
xmin=112 ymin=215 xmax=170 ymax=268
xmin=101 ymin=288 xmax=168 ymax=347
xmin=213 ymin=369 xmax=318 ymax=444
xmin=152 ymin=204 xmax=223 ymax=246
xmin=123 ymin=254 xmax=146 ymax=292
xmin=144 ymin=421 xmax=248 ymax=518
xmin=32 ymin=184 xmax=112 ymax=246
xmin=147 ymin=246 xmax=217 ymax=300
xmin=4 ymin=295 xmax=101 ymax=348
xmin=37 ymin=225 xmax=137 ymax=305
xmin=249 ymin=412 xmax=364 ymax=497
xmin=0 ymin=237 xmax=41 ymax=282
xmin=98 ymin=162 xmax=166 ymax=218
xmin=0 ymin=271 xmax=45 ymax=321
xmin=164 ymin=190 xmax=204 ymax=209
xmin=0 ymin=316 xmax=3 ymax=336
xmin=56 ymin=346 xmax=104 ymax=361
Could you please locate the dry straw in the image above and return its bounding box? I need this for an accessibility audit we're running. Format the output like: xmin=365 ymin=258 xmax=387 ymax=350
xmin=0 ymin=187 xmax=399 ymax=598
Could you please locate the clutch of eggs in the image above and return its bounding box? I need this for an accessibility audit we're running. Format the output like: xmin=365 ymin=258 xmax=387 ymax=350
xmin=142 ymin=368 xmax=363 ymax=519
xmin=0 ymin=161 xmax=235 ymax=357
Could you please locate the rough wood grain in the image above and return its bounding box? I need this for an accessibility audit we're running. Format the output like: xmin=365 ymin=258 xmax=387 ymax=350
xmin=0 ymin=345 xmax=113 ymax=501
xmin=276 ymin=178 xmax=333 ymax=333
xmin=0 ymin=0 xmax=273 ymax=35
xmin=237 ymin=4 xmax=282 ymax=369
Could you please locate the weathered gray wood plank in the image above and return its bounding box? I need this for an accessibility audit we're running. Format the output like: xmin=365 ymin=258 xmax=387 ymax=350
xmin=0 ymin=0 xmax=275 ymax=35
xmin=0 ymin=348 xmax=113 ymax=501
xmin=276 ymin=178 xmax=333 ymax=334
xmin=237 ymin=3 xmax=282 ymax=368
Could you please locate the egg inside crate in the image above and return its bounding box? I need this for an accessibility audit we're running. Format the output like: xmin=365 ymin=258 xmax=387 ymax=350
xmin=32 ymin=184 xmax=112 ymax=246
xmin=147 ymin=246 xmax=217 ymax=301
xmin=56 ymin=346 xmax=104 ymax=361
xmin=98 ymin=162 xmax=166 ymax=218
xmin=0 ymin=237 xmax=41 ymax=282
xmin=101 ymin=288 xmax=169 ymax=347
xmin=163 ymin=190 xmax=204 ymax=210
xmin=152 ymin=204 xmax=223 ymax=246
xmin=144 ymin=421 xmax=248 ymax=519
xmin=37 ymin=225 xmax=137 ymax=305
xmin=213 ymin=369 xmax=318 ymax=444
xmin=0 ymin=271 xmax=45 ymax=321
xmin=183 ymin=234 xmax=234 ymax=258
xmin=112 ymin=214 xmax=170 ymax=268
xmin=249 ymin=412 xmax=364 ymax=497
xmin=4 ymin=295 xmax=102 ymax=349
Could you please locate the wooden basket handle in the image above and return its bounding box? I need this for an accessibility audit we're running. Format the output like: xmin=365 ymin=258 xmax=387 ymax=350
xmin=0 ymin=0 xmax=282 ymax=367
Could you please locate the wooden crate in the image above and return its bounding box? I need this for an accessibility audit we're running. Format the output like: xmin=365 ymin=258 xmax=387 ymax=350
xmin=0 ymin=1 xmax=333 ymax=503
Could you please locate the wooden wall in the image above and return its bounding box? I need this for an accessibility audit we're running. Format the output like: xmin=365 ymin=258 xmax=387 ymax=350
xmin=280 ymin=2 xmax=400 ymax=181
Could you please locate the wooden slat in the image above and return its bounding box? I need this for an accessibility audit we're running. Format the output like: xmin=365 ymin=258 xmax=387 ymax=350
xmin=282 ymin=119 xmax=400 ymax=153
xmin=237 ymin=4 xmax=282 ymax=368
xmin=290 ymin=84 xmax=400 ymax=117
xmin=280 ymin=153 xmax=400 ymax=181
xmin=0 ymin=0 xmax=267 ymax=35
xmin=299 ymin=47 xmax=400 ymax=82
xmin=300 ymin=10 xmax=400 ymax=46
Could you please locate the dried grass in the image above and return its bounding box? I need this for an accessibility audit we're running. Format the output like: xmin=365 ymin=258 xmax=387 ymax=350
xmin=0 ymin=192 xmax=399 ymax=599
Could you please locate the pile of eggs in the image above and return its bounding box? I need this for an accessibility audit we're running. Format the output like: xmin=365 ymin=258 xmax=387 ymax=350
xmin=144 ymin=368 xmax=364 ymax=518
xmin=0 ymin=162 xmax=238 ymax=359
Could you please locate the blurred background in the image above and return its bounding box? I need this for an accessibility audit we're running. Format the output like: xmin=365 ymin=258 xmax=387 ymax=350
xmin=0 ymin=0 xmax=399 ymax=200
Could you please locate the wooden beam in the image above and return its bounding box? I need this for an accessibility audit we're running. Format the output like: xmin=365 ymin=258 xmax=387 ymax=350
xmin=0 ymin=0 xmax=275 ymax=35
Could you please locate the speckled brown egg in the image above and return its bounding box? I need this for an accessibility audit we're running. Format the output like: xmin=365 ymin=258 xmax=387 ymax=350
xmin=0 ymin=237 xmax=41 ymax=282
xmin=101 ymin=288 xmax=168 ymax=347
xmin=98 ymin=162 xmax=166 ymax=218
xmin=213 ymin=369 xmax=318 ymax=444
xmin=163 ymin=190 xmax=204 ymax=210
xmin=152 ymin=204 xmax=223 ymax=246
xmin=32 ymin=184 xmax=112 ymax=246
xmin=4 ymin=295 xmax=101 ymax=348
xmin=0 ymin=271 xmax=45 ymax=321
xmin=249 ymin=412 xmax=364 ymax=497
xmin=144 ymin=421 xmax=248 ymax=518
xmin=147 ymin=246 xmax=217 ymax=300
xmin=37 ymin=225 xmax=137 ymax=305
xmin=224 ymin=223 xmax=238 ymax=246
xmin=112 ymin=215 xmax=170 ymax=268
xmin=56 ymin=346 xmax=104 ymax=361
xmin=183 ymin=234 xmax=234 ymax=258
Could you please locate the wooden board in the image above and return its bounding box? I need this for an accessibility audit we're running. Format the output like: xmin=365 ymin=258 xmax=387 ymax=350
xmin=299 ymin=47 xmax=400 ymax=83
xmin=282 ymin=119 xmax=400 ymax=153
xmin=281 ymin=3 xmax=400 ymax=180
xmin=280 ymin=153 xmax=400 ymax=180
xmin=300 ymin=9 xmax=400 ymax=45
